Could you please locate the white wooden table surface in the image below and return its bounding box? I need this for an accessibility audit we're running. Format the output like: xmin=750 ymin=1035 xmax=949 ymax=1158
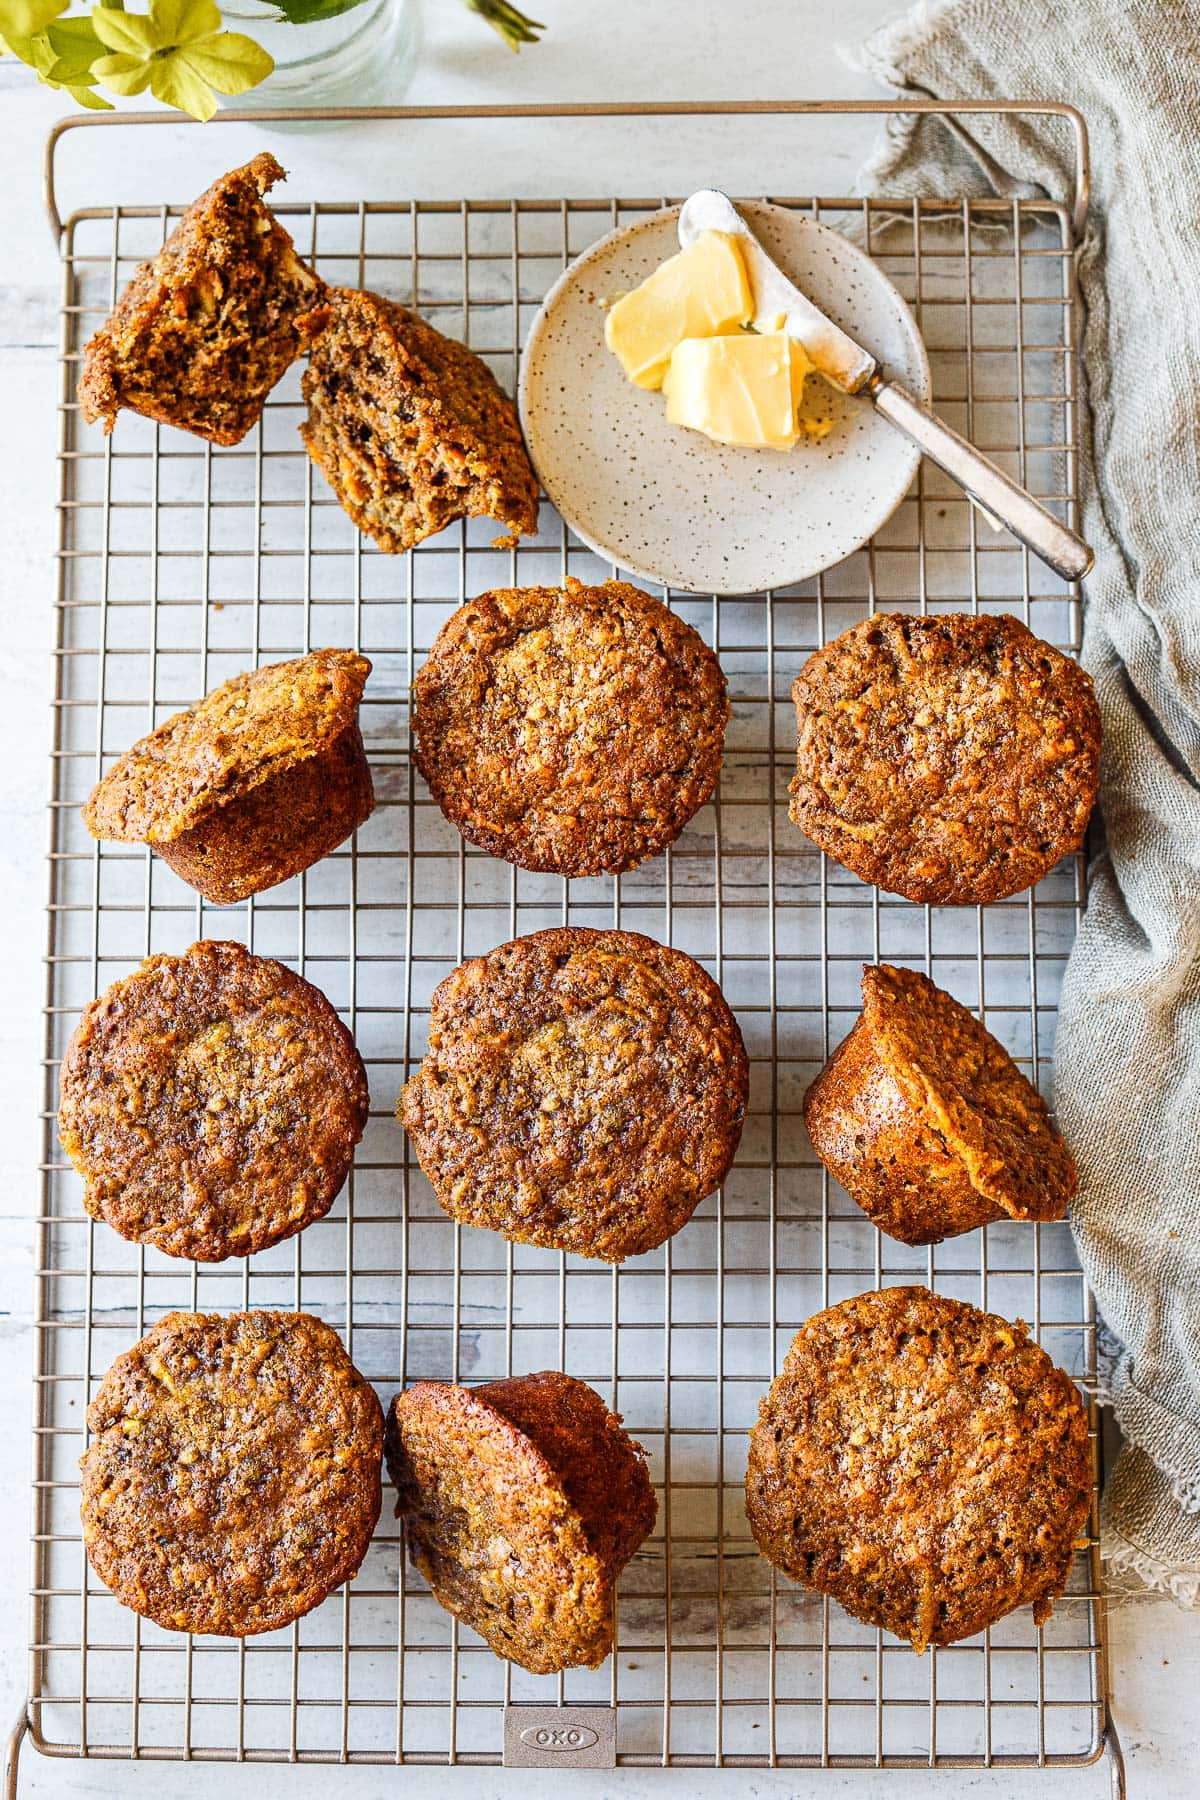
xmin=0 ymin=2 xmax=1194 ymax=1793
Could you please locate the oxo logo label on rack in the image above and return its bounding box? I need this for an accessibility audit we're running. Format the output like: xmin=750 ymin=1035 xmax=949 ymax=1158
xmin=504 ymin=1707 xmax=615 ymax=1767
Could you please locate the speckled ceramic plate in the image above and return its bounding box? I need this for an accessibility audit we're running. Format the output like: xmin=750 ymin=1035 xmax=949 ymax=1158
xmin=518 ymin=202 xmax=931 ymax=595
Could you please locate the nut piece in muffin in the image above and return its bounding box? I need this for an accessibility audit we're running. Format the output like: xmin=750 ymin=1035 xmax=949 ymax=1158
xmin=80 ymin=1311 xmax=383 ymax=1636
xmin=412 ymin=578 xmax=729 ymax=875
xmin=398 ymin=926 xmax=748 ymax=1261
xmin=83 ymin=649 xmax=373 ymax=905
xmin=59 ymin=940 xmax=369 ymax=1263
xmin=79 ymin=154 xmax=328 ymax=446
xmin=804 ymin=963 xmax=1077 ymax=1245
xmin=745 ymin=1287 xmax=1092 ymax=1651
xmin=300 ymin=286 xmax=540 ymax=552
xmin=789 ymin=611 xmax=1101 ymax=904
xmin=386 ymin=1370 xmax=655 ymax=1672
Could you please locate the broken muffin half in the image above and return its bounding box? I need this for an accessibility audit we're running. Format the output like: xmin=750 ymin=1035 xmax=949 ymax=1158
xmin=300 ymin=286 xmax=540 ymax=552
xmin=78 ymin=153 xmax=328 ymax=446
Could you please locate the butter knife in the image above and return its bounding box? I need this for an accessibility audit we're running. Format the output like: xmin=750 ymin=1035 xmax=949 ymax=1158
xmin=678 ymin=189 xmax=1093 ymax=584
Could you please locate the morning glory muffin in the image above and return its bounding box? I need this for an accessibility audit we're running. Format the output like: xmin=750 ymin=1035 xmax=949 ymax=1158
xmin=82 ymin=649 xmax=373 ymax=905
xmin=300 ymin=286 xmax=540 ymax=552
xmin=745 ymin=1287 xmax=1092 ymax=1652
xmin=80 ymin=1311 xmax=383 ymax=1636
xmin=386 ymin=1371 xmax=656 ymax=1672
xmin=788 ymin=611 xmax=1101 ymax=904
xmin=397 ymin=926 xmax=748 ymax=1261
xmin=803 ymin=963 xmax=1077 ymax=1245
xmin=59 ymin=940 xmax=369 ymax=1262
xmin=412 ymin=578 xmax=729 ymax=874
xmin=79 ymin=153 xmax=328 ymax=445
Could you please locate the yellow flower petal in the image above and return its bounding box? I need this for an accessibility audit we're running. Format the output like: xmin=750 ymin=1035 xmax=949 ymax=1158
xmin=148 ymin=48 xmax=218 ymax=119
xmin=91 ymin=50 xmax=153 ymax=94
xmin=90 ymin=6 xmax=157 ymax=54
xmin=150 ymin=0 xmax=222 ymax=47
xmin=179 ymin=31 xmax=272 ymax=93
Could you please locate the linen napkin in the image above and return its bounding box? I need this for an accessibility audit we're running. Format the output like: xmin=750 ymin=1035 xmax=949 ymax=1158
xmin=855 ymin=0 xmax=1200 ymax=1604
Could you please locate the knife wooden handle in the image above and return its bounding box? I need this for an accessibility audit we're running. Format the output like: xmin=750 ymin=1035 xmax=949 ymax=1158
xmin=871 ymin=379 xmax=1094 ymax=584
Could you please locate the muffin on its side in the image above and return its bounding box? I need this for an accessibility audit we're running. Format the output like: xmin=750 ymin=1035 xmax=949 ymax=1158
xmin=83 ymin=649 xmax=373 ymax=904
xmin=412 ymin=578 xmax=729 ymax=875
xmin=59 ymin=940 xmax=369 ymax=1262
xmin=804 ymin=963 xmax=1077 ymax=1245
xmin=301 ymin=287 xmax=540 ymax=552
xmin=398 ymin=926 xmax=748 ymax=1261
xmin=80 ymin=1311 xmax=383 ymax=1636
xmin=387 ymin=1371 xmax=656 ymax=1672
xmin=79 ymin=154 xmax=328 ymax=445
xmin=745 ymin=1287 xmax=1092 ymax=1652
xmin=789 ymin=611 xmax=1100 ymax=904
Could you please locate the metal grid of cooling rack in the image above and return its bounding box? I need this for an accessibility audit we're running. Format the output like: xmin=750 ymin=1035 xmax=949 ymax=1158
xmin=24 ymin=103 xmax=1112 ymax=1777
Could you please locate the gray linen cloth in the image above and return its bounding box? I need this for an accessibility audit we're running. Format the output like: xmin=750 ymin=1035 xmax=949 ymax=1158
xmin=855 ymin=0 xmax=1200 ymax=1604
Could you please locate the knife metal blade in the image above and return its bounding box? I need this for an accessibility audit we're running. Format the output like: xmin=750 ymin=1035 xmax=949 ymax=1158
xmin=677 ymin=188 xmax=878 ymax=393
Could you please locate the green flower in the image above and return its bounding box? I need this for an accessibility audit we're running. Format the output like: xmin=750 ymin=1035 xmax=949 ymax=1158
xmin=91 ymin=0 xmax=273 ymax=121
xmin=0 ymin=0 xmax=113 ymax=106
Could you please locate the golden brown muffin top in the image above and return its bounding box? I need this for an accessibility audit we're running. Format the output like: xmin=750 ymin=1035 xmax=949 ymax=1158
xmin=83 ymin=649 xmax=371 ymax=845
xmin=412 ymin=579 xmax=729 ymax=875
xmin=745 ymin=1287 xmax=1092 ymax=1651
xmin=789 ymin=611 xmax=1100 ymax=904
xmin=80 ymin=1311 xmax=383 ymax=1637
xmin=398 ymin=926 xmax=748 ymax=1262
xmin=59 ymin=941 xmax=369 ymax=1262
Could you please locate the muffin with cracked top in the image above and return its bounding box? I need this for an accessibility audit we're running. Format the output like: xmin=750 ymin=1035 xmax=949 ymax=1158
xmin=80 ymin=1310 xmax=383 ymax=1636
xmin=397 ymin=925 xmax=747 ymax=1261
xmin=745 ymin=1287 xmax=1092 ymax=1652
xmin=804 ymin=962 xmax=1077 ymax=1245
xmin=412 ymin=578 xmax=729 ymax=875
xmin=59 ymin=940 xmax=369 ymax=1262
xmin=386 ymin=1370 xmax=655 ymax=1672
xmin=788 ymin=611 xmax=1100 ymax=904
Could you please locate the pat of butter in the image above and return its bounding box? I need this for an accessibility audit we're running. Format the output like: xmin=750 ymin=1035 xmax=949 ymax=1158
xmin=604 ymin=230 xmax=753 ymax=390
xmin=663 ymin=331 xmax=814 ymax=451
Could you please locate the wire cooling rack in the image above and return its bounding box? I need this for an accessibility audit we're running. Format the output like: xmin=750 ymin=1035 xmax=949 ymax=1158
xmin=19 ymin=102 xmax=1116 ymax=1783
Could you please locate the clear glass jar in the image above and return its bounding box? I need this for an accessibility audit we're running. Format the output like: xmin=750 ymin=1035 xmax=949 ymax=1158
xmin=222 ymin=0 xmax=417 ymax=108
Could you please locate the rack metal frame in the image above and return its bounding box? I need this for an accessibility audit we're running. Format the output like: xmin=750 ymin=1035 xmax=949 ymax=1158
xmin=10 ymin=100 xmax=1121 ymax=1791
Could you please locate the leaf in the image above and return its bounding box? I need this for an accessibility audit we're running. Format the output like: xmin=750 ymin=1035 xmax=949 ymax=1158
xmin=179 ymin=30 xmax=272 ymax=91
xmin=1 ymin=24 xmax=55 ymax=72
xmin=91 ymin=47 xmax=152 ymax=90
xmin=269 ymin=0 xmax=366 ymax=23
xmin=89 ymin=3 xmax=155 ymax=51
xmin=0 ymin=0 xmax=65 ymax=38
xmin=150 ymin=0 xmax=222 ymax=46
xmin=44 ymin=14 xmax=107 ymax=81
xmin=148 ymin=50 xmax=217 ymax=118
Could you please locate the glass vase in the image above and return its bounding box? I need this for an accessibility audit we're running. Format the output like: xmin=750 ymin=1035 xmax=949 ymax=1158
xmin=222 ymin=0 xmax=417 ymax=109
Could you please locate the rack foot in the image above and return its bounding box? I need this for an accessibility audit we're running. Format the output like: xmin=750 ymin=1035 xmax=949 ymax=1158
xmin=1103 ymin=1712 xmax=1126 ymax=1800
xmin=4 ymin=1712 xmax=27 ymax=1800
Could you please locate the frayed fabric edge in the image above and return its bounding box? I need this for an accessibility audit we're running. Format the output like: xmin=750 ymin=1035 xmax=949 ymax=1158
xmin=844 ymin=0 xmax=975 ymax=196
xmin=1172 ymin=1471 xmax=1200 ymax=1515
xmin=1103 ymin=1531 xmax=1200 ymax=1610
xmin=840 ymin=0 xmax=964 ymax=83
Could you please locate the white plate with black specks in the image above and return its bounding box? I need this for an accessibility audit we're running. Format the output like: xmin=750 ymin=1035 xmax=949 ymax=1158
xmin=518 ymin=202 xmax=931 ymax=595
